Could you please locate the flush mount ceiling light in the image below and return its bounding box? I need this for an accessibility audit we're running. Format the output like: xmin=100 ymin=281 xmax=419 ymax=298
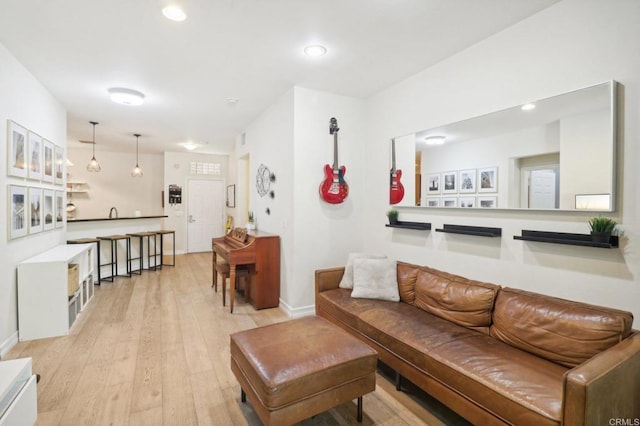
xmin=304 ymin=44 xmax=327 ymax=57
xmin=108 ymin=87 xmax=145 ymax=106
xmin=521 ymin=103 xmax=536 ymax=111
xmin=180 ymin=141 xmax=198 ymax=151
xmin=86 ymin=121 xmax=101 ymax=172
xmin=131 ymin=133 xmax=143 ymax=177
xmin=424 ymin=136 xmax=446 ymax=146
xmin=162 ymin=5 xmax=187 ymax=21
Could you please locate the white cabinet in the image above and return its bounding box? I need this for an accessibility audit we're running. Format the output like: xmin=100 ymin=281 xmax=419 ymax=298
xmin=0 ymin=358 xmax=37 ymax=426
xmin=17 ymin=244 xmax=95 ymax=341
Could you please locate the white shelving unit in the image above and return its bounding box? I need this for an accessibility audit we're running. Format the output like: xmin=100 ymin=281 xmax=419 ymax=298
xmin=17 ymin=244 xmax=95 ymax=341
xmin=66 ymin=181 xmax=88 ymax=193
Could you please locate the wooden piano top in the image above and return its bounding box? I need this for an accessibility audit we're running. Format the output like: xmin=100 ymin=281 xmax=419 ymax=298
xmin=212 ymin=228 xmax=279 ymax=265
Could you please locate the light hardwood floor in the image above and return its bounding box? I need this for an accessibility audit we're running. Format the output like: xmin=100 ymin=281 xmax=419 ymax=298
xmin=6 ymin=253 xmax=462 ymax=426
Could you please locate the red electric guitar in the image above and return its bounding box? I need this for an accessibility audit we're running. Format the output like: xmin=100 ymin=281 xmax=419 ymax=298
xmin=389 ymin=138 xmax=405 ymax=204
xmin=319 ymin=117 xmax=349 ymax=204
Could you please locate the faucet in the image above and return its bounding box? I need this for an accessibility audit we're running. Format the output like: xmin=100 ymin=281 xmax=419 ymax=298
xmin=109 ymin=207 xmax=118 ymax=219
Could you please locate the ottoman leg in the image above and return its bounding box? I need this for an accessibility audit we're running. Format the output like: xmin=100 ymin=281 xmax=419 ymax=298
xmin=241 ymin=388 xmax=246 ymax=403
xmin=357 ymin=396 xmax=363 ymax=423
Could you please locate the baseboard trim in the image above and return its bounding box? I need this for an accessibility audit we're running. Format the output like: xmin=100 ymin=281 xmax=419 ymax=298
xmin=278 ymin=300 xmax=315 ymax=319
xmin=0 ymin=331 xmax=19 ymax=360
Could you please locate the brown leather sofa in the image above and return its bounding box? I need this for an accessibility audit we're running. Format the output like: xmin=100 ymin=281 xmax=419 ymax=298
xmin=315 ymin=261 xmax=640 ymax=426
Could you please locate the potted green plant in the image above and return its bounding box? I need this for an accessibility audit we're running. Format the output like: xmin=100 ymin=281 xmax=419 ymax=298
xmin=246 ymin=211 xmax=255 ymax=230
xmin=386 ymin=209 xmax=399 ymax=225
xmin=587 ymin=216 xmax=616 ymax=243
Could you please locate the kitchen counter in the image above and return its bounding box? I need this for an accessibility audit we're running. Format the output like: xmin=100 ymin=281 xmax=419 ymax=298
xmin=67 ymin=215 xmax=167 ymax=223
xmin=67 ymin=216 xmax=170 ymax=275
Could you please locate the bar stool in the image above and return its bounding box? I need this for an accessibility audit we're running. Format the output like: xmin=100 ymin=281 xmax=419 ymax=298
xmin=214 ymin=262 xmax=250 ymax=313
xmin=127 ymin=231 xmax=160 ymax=272
xmin=97 ymin=235 xmax=132 ymax=281
xmin=156 ymin=230 xmax=176 ymax=266
xmin=67 ymin=238 xmax=101 ymax=284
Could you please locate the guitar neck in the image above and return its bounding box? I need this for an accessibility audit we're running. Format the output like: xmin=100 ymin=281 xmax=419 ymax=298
xmin=333 ymin=132 xmax=339 ymax=169
xmin=391 ymin=139 xmax=397 ymax=172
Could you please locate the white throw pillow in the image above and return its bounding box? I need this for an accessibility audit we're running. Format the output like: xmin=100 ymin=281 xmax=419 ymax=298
xmin=351 ymin=258 xmax=399 ymax=302
xmin=339 ymin=252 xmax=387 ymax=289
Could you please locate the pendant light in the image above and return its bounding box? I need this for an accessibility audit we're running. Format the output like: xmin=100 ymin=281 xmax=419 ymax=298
xmin=86 ymin=121 xmax=101 ymax=172
xmin=131 ymin=133 xmax=143 ymax=177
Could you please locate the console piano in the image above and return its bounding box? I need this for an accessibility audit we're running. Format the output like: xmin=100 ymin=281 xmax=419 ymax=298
xmin=212 ymin=228 xmax=280 ymax=313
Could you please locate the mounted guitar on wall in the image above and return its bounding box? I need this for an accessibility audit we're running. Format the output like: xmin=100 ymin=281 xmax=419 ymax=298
xmin=389 ymin=138 xmax=405 ymax=204
xmin=319 ymin=117 xmax=349 ymax=204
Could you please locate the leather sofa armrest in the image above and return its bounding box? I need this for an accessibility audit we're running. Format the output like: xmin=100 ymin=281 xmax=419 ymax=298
xmin=563 ymin=332 xmax=640 ymax=426
xmin=315 ymin=267 xmax=345 ymax=294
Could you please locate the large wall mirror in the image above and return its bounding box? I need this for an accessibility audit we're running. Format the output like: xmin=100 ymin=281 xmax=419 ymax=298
xmin=390 ymin=81 xmax=617 ymax=211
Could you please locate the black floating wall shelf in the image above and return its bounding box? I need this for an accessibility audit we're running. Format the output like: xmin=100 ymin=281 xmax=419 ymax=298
xmin=435 ymin=224 xmax=502 ymax=237
xmin=385 ymin=221 xmax=431 ymax=231
xmin=514 ymin=230 xmax=619 ymax=248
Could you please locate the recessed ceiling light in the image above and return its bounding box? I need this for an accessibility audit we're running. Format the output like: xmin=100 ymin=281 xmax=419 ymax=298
xmin=304 ymin=44 xmax=327 ymax=57
xmin=163 ymin=5 xmax=187 ymax=22
xmin=424 ymin=136 xmax=446 ymax=146
xmin=521 ymin=103 xmax=536 ymax=111
xmin=108 ymin=87 xmax=145 ymax=106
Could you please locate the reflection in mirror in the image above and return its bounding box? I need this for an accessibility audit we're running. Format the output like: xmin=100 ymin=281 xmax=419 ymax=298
xmin=391 ymin=81 xmax=617 ymax=211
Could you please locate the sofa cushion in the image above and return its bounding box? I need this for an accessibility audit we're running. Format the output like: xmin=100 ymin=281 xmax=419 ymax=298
xmin=397 ymin=261 xmax=420 ymax=305
xmin=316 ymin=288 xmax=394 ymax=332
xmin=414 ymin=266 xmax=500 ymax=332
xmin=339 ymin=253 xmax=386 ymax=289
xmin=428 ymin=334 xmax=567 ymax=426
xmin=351 ymin=258 xmax=399 ymax=302
xmin=491 ymin=287 xmax=634 ymax=368
xmin=357 ymin=304 xmax=480 ymax=372
xmin=355 ymin=301 xmax=566 ymax=426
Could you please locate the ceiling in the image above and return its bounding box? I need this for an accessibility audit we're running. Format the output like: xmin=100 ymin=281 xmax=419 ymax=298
xmin=0 ymin=0 xmax=558 ymax=155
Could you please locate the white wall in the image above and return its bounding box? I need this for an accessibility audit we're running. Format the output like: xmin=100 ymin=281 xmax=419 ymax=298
xmin=236 ymin=89 xmax=295 ymax=313
xmin=292 ymin=87 xmax=367 ymax=312
xmin=65 ymin=148 xmax=164 ymax=218
xmin=237 ymin=87 xmax=366 ymax=316
xmin=0 ymin=42 xmax=67 ymax=356
xmin=365 ymin=0 xmax=640 ymax=327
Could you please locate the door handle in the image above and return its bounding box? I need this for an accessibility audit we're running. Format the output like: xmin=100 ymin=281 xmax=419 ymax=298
xmin=188 ymin=215 xmax=196 ymax=223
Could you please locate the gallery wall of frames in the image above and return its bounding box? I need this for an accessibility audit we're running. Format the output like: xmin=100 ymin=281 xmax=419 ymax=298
xmin=7 ymin=119 xmax=65 ymax=240
xmin=424 ymin=166 xmax=498 ymax=208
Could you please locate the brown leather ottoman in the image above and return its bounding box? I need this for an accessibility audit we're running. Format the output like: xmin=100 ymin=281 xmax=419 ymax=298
xmin=230 ymin=316 xmax=377 ymax=425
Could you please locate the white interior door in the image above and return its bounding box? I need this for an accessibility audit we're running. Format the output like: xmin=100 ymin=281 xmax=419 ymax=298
xmin=529 ymin=170 xmax=557 ymax=209
xmin=187 ymin=179 xmax=224 ymax=253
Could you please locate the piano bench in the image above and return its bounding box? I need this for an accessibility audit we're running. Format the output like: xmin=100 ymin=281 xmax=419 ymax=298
xmin=214 ymin=262 xmax=251 ymax=312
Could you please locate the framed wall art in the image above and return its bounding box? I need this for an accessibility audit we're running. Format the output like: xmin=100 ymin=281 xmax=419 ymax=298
xmin=478 ymin=196 xmax=498 ymax=208
xmin=478 ymin=167 xmax=498 ymax=193
xmin=441 ymin=171 xmax=457 ymax=194
xmin=8 ymin=185 xmax=28 ymax=239
xmin=28 ymin=187 xmax=43 ymax=234
xmin=426 ymin=197 xmax=440 ymax=207
xmin=459 ymin=196 xmax=476 ymax=208
xmin=54 ymin=146 xmax=64 ymax=185
xmin=43 ymin=139 xmax=54 ymax=183
xmin=426 ymin=173 xmax=440 ymax=195
xmin=7 ymin=120 xmax=28 ymax=178
xmin=442 ymin=197 xmax=457 ymax=208
xmin=458 ymin=169 xmax=476 ymax=193
xmin=43 ymin=189 xmax=54 ymax=231
xmin=226 ymin=184 xmax=236 ymax=208
xmin=27 ymin=131 xmax=43 ymax=180
xmin=55 ymin=191 xmax=64 ymax=228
